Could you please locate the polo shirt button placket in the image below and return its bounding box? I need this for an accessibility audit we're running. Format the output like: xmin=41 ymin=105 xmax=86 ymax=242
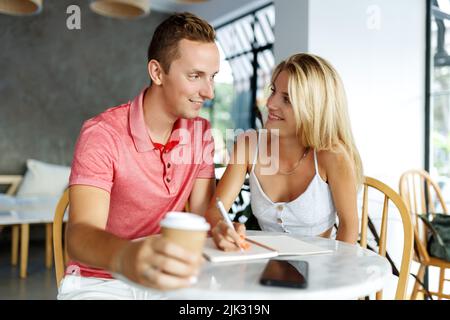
xmin=165 ymin=161 xmax=173 ymax=193
xmin=165 ymin=162 xmax=171 ymax=177
xmin=165 ymin=176 xmax=172 ymax=193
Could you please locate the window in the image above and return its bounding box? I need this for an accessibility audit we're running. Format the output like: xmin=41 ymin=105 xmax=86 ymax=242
xmin=200 ymin=3 xmax=275 ymax=166
xmin=429 ymin=0 xmax=450 ymax=203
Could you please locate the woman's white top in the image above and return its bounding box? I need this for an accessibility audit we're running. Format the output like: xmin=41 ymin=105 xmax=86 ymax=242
xmin=249 ymin=133 xmax=336 ymax=236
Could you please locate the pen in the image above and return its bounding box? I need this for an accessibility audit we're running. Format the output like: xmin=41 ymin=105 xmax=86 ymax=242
xmin=215 ymin=197 xmax=244 ymax=251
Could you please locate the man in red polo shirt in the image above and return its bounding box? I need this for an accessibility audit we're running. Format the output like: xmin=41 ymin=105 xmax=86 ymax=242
xmin=58 ymin=12 xmax=219 ymax=299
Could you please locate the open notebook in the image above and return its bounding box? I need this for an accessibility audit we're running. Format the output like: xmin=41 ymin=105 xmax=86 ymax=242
xmin=203 ymin=235 xmax=333 ymax=263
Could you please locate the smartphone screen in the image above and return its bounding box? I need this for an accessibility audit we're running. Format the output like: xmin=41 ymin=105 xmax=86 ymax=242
xmin=259 ymin=259 xmax=308 ymax=288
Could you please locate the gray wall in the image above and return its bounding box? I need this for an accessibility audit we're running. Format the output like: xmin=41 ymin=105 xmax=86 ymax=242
xmin=0 ymin=1 xmax=168 ymax=174
xmin=274 ymin=0 xmax=309 ymax=63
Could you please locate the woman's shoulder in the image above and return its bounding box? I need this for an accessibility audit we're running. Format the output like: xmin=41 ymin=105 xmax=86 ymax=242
xmin=317 ymin=144 xmax=353 ymax=170
xmin=317 ymin=144 xmax=359 ymax=187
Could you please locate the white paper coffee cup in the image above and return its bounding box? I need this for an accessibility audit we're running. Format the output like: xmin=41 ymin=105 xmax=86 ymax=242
xmin=160 ymin=211 xmax=210 ymax=254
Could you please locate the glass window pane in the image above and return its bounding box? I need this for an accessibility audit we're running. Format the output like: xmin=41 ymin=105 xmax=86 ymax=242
xmin=257 ymin=11 xmax=275 ymax=43
xmin=216 ymin=31 xmax=231 ymax=58
xmin=430 ymin=8 xmax=450 ymax=207
xmin=437 ymin=0 xmax=450 ymax=14
xmin=263 ymin=49 xmax=275 ymax=68
xmin=257 ymin=49 xmax=272 ymax=74
xmin=235 ymin=17 xmax=253 ymax=51
xmin=228 ymin=59 xmax=244 ymax=81
xmin=214 ymin=4 xmax=275 ymax=135
xmin=241 ymin=19 xmax=255 ymax=46
xmin=222 ymin=25 xmax=241 ymax=57
xmin=265 ymin=5 xmax=275 ymax=27
xmin=254 ymin=21 xmax=267 ymax=47
xmin=232 ymin=27 xmax=250 ymax=52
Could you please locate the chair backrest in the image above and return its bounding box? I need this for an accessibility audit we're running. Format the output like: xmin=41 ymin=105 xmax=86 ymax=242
xmin=53 ymin=188 xmax=69 ymax=287
xmin=361 ymin=176 xmax=414 ymax=300
xmin=0 ymin=175 xmax=23 ymax=195
xmin=399 ymin=169 xmax=449 ymax=263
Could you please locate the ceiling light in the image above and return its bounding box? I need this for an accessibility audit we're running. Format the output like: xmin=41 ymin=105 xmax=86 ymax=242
xmin=0 ymin=0 xmax=43 ymax=16
xmin=90 ymin=0 xmax=150 ymax=19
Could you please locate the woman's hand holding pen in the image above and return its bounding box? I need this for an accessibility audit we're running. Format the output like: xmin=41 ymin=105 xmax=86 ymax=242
xmin=211 ymin=220 xmax=247 ymax=251
xmin=212 ymin=198 xmax=248 ymax=251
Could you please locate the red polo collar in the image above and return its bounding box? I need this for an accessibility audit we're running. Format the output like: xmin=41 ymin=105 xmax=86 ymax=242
xmin=129 ymin=87 xmax=187 ymax=153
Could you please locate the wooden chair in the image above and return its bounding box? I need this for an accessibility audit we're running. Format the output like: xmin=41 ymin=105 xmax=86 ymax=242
xmin=53 ymin=188 xmax=69 ymax=287
xmin=399 ymin=169 xmax=450 ymax=300
xmin=0 ymin=175 xmax=23 ymax=267
xmin=360 ymin=176 xmax=414 ymax=300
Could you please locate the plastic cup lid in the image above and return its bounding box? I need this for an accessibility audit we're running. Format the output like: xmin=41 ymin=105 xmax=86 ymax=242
xmin=160 ymin=211 xmax=210 ymax=231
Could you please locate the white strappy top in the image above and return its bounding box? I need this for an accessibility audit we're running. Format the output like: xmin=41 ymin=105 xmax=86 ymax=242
xmin=249 ymin=132 xmax=336 ymax=236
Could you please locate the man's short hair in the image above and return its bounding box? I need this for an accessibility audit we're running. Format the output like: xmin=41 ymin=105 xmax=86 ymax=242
xmin=147 ymin=12 xmax=216 ymax=73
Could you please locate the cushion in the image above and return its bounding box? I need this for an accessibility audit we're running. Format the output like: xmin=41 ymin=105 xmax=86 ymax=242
xmin=16 ymin=159 xmax=71 ymax=198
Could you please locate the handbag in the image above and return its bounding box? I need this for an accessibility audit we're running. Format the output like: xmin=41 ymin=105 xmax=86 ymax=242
xmin=418 ymin=213 xmax=450 ymax=262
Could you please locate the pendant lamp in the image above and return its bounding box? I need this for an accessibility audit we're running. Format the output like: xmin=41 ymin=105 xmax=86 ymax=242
xmin=176 ymin=0 xmax=209 ymax=3
xmin=90 ymin=0 xmax=150 ymax=19
xmin=0 ymin=0 xmax=42 ymax=16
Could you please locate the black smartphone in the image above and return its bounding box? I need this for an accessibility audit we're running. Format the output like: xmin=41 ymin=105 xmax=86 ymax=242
xmin=259 ymin=259 xmax=308 ymax=288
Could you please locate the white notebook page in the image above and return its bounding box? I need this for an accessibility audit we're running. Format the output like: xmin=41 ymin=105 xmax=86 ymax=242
xmin=246 ymin=235 xmax=333 ymax=256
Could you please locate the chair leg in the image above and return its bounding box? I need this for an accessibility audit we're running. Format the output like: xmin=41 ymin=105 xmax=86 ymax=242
xmin=20 ymin=224 xmax=29 ymax=279
xmin=411 ymin=264 xmax=425 ymax=300
xmin=438 ymin=267 xmax=445 ymax=301
xmin=11 ymin=225 xmax=19 ymax=266
xmin=45 ymin=223 xmax=53 ymax=268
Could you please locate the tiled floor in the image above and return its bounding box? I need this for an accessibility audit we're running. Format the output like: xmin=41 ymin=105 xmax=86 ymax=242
xmin=0 ymin=236 xmax=57 ymax=300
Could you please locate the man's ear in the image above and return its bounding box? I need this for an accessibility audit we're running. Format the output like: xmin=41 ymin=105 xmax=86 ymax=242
xmin=148 ymin=60 xmax=163 ymax=85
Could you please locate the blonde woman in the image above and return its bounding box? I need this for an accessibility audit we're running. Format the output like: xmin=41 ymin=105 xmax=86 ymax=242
xmin=205 ymin=53 xmax=363 ymax=251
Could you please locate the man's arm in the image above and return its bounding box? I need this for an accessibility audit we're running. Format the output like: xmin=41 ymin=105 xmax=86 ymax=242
xmin=67 ymin=185 xmax=202 ymax=290
xmin=188 ymin=178 xmax=216 ymax=216
xmin=66 ymin=185 xmax=121 ymax=270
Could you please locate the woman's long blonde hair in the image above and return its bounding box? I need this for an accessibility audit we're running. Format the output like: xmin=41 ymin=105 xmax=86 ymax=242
xmin=271 ymin=53 xmax=363 ymax=186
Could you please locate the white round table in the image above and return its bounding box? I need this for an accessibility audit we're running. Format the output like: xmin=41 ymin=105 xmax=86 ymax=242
xmin=163 ymin=231 xmax=392 ymax=300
